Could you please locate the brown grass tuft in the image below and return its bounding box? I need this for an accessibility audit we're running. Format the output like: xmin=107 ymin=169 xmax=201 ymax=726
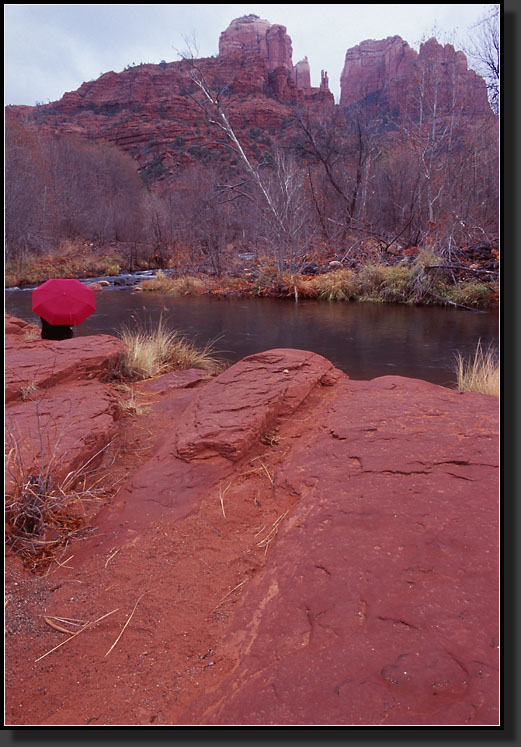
xmin=117 ymin=315 xmax=225 ymax=380
xmin=455 ymin=341 xmax=499 ymax=396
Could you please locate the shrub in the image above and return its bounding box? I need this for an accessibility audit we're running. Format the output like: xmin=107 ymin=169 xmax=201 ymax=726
xmin=168 ymin=275 xmax=208 ymax=295
xmin=5 ymin=405 xmax=111 ymax=569
xmin=443 ymin=281 xmax=493 ymax=308
xmin=140 ymin=269 xmax=177 ymax=293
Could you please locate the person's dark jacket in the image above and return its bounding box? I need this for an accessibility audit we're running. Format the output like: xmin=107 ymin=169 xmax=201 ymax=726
xmin=40 ymin=318 xmax=73 ymax=340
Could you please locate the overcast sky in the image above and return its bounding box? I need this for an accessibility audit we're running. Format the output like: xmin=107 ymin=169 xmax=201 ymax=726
xmin=4 ymin=4 xmax=496 ymax=106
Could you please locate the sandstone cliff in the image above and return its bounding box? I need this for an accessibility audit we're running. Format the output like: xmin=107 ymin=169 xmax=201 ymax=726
xmin=5 ymin=17 xmax=491 ymax=191
xmin=340 ymin=35 xmax=491 ymax=117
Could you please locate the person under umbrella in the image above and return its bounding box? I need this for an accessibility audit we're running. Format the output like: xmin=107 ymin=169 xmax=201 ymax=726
xmin=32 ymin=278 xmax=96 ymax=340
xmin=39 ymin=317 xmax=74 ymax=340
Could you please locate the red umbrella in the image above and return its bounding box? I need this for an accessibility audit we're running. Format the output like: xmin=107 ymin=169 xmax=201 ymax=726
xmin=32 ymin=278 xmax=96 ymax=326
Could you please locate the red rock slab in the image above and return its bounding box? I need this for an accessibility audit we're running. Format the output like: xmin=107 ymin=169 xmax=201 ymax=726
xmin=67 ymin=350 xmax=338 ymax=560
xmin=135 ymin=368 xmax=213 ymax=394
xmin=176 ymin=348 xmax=339 ymax=462
xmin=5 ymin=380 xmax=119 ymax=489
xmin=5 ymin=324 xmax=124 ymax=403
xmin=180 ymin=376 xmax=499 ymax=726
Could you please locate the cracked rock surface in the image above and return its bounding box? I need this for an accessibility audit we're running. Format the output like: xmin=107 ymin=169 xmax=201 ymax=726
xmin=180 ymin=376 xmax=499 ymax=725
xmin=5 ymin=318 xmax=499 ymax=726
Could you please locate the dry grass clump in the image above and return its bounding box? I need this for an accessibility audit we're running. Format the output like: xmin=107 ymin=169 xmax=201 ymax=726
xmin=117 ymin=315 xmax=224 ymax=380
xmin=455 ymin=341 xmax=499 ymax=396
xmin=311 ymin=269 xmax=359 ymax=301
xmin=139 ymin=270 xmax=177 ymax=293
xmin=140 ymin=271 xmax=209 ymax=295
xmin=356 ymin=264 xmax=413 ymax=303
xmin=169 ymin=275 xmax=208 ymax=295
xmin=5 ymin=433 xmax=110 ymax=570
xmin=442 ymin=281 xmax=493 ymax=308
xmin=113 ymin=383 xmax=150 ymax=416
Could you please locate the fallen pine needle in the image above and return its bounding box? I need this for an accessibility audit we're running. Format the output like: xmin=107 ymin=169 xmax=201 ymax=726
xmin=257 ymin=510 xmax=289 ymax=548
xmin=104 ymin=549 xmax=120 ymax=568
xmin=35 ymin=608 xmax=119 ymax=662
xmin=44 ymin=615 xmax=86 ymax=627
xmin=258 ymin=461 xmax=274 ymax=484
xmin=218 ymin=483 xmax=231 ymax=519
xmin=43 ymin=617 xmax=76 ymax=635
xmin=105 ymin=592 xmax=149 ymax=657
xmin=213 ymin=579 xmax=247 ymax=611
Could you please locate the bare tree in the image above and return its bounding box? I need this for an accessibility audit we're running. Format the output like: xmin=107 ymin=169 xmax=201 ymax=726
xmin=5 ymin=115 xmax=53 ymax=259
xmin=296 ymin=89 xmax=385 ymax=245
xmin=465 ymin=5 xmax=499 ymax=114
xmin=178 ymin=47 xmax=313 ymax=274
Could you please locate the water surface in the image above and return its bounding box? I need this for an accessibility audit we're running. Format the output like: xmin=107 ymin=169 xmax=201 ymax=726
xmin=5 ymin=288 xmax=498 ymax=388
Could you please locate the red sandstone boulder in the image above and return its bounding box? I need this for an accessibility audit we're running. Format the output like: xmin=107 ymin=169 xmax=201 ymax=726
xmin=4 ymin=314 xmax=40 ymax=337
xmin=4 ymin=337 xmax=499 ymax=726
xmin=5 ymin=380 xmax=119 ymax=488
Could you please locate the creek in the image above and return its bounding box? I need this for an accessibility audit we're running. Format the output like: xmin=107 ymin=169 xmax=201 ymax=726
xmin=5 ymin=285 xmax=498 ymax=388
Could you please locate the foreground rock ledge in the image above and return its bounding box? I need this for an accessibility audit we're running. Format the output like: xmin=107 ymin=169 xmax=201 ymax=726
xmin=4 ymin=316 xmax=499 ymax=726
xmin=181 ymin=376 xmax=499 ymax=725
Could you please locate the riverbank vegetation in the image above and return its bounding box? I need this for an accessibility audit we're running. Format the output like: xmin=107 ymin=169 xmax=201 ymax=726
xmin=137 ymin=255 xmax=495 ymax=310
xmin=455 ymin=341 xmax=499 ymax=396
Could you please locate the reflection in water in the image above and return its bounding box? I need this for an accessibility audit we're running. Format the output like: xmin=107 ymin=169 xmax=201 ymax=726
xmin=5 ymin=288 xmax=498 ymax=387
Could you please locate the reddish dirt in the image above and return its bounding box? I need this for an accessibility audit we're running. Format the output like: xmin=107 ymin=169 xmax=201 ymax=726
xmin=4 ymin=319 xmax=499 ymax=726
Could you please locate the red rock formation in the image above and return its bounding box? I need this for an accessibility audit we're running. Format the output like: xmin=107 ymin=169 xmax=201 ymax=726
xmin=5 ymin=317 xmax=499 ymax=726
xmin=5 ymin=316 xmax=123 ymax=403
xmin=5 ymin=315 xmax=123 ymax=489
xmin=294 ymin=57 xmax=311 ymax=89
xmin=4 ymin=17 xmax=488 ymax=195
xmin=219 ymin=14 xmax=330 ymax=98
xmin=340 ymin=36 xmax=416 ymax=107
xmin=340 ymin=35 xmax=491 ymax=118
xmin=180 ymin=375 xmax=499 ymax=726
xmin=219 ymin=15 xmax=293 ymax=75
xmin=176 ymin=349 xmax=337 ymax=461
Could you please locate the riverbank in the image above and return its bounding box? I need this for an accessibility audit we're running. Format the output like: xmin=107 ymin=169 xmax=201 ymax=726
xmin=5 ymin=315 xmax=499 ymax=726
xmin=5 ymin=241 xmax=498 ymax=311
xmin=138 ymin=263 xmax=496 ymax=311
